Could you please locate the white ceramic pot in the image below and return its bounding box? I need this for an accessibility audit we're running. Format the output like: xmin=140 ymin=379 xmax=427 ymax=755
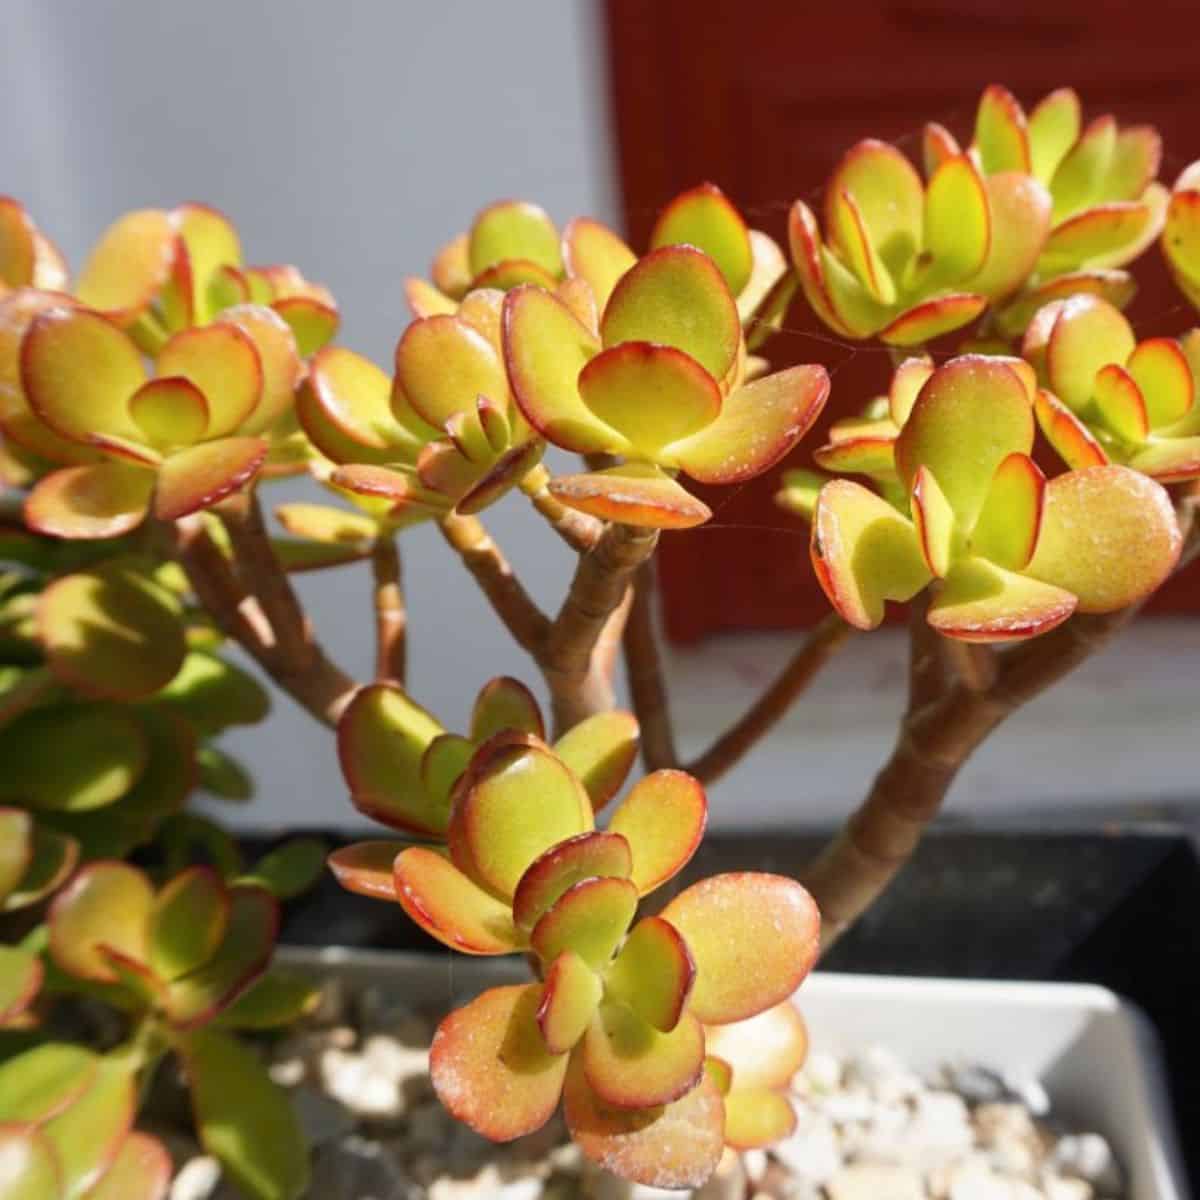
xmin=276 ymin=947 xmax=1189 ymax=1200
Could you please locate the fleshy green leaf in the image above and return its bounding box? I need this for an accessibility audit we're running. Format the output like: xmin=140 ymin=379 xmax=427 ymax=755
xmin=724 ymin=1088 xmax=797 ymax=1149
xmin=153 ymin=436 xmax=267 ymax=521
xmin=927 ymin=556 xmax=1076 ymax=642
xmin=74 ymin=209 xmax=177 ymax=323
xmin=1093 ymin=363 xmax=1149 ymax=442
xmin=660 ymin=872 xmax=820 ymax=1024
xmin=530 ymin=875 xmax=638 ymax=968
xmin=336 ymin=683 xmax=446 ymax=835
xmin=469 ymin=676 xmax=544 ymax=744
xmin=0 ymin=1125 xmax=61 ymax=1199
xmin=1028 ymin=88 xmax=1081 ymax=184
xmin=502 ymin=286 xmax=613 ymax=454
xmin=164 ymin=885 xmax=278 ymax=1028
xmin=600 ymin=246 xmax=740 ymax=383
xmin=810 ymin=480 xmax=931 ymax=630
xmin=0 ymin=1044 xmax=97 ymax=1123
xmin=670 ymin=364 xmax=829 ymax=485
xmin=923 ymin=155 xmax=991 ymax=283
xmin=578 ymin=342 xmax=721 ymax=458
xmin=180 ymin=1028 xmax=309 ymax=1200
xmin=156 ymin=323 xmax=263 ymax=438
xmin=552 ymin=711 xmax=639 ymax=811
xmin=582 ymin=1003 xmax=704 ymax=1109
xmin=148 ymin=866 xmax=229 ymax=981
xmin=239 ymin=838 xmax=326 ymax=899
xmin=1034 ymin=389 xmax=1109 ymax=470
xmin=825 ymin=140 xmax=924 ymax=281
xmin=24 ymin=462 xmax=154 ymax=540
xmin=1127 ymin=337 xmax=1193 ymax=430
xmin=605 ymin=916 xmax=695 ymax=1033
xmin=156 ymin=652 xmax=269 ymax=736
xmin=23 ymin=307 xmax=145 ymax=444
xmin=128 ymin=376 xmax=209 ymax=448
xmin=561 ymin=218 xmax=637 ymax=315
xmin=213 ymin=969 xmax=320 ymax=1031
xmin=1026 ymin=465 xmax=1181 ymax=612
xmin=971 ymin=453 xmax=1045 ymax=570
xmin=39 ymin=562 xmax=185 ymax=702
xmin=650 ymin=183 xmax=754 ymax=295
xmin=449 ymin=744 xmax=591 ymax=899
xmin=394 ymin=847 xmax=521 ymax=954
xmin=537 ymin=950 xmax=603 ymax=1054
xmin=511 ymin=831 xmax=633 ymax=931
xmin=469 ymin=201 xmax=562 ymax=278
xmin=607 ymin=770 xmax=706 ymax=895
xmin=430 ymin=984 xmax=567 ymax=1142
xmin=910 ymin=467 xmax=956 ymax=578
xmin=48 ymin=862 xmax=153 ymax=983
xmin=81 ymin=1131 xmax=172 ymax=1200
xmin=974 ymin=84 xmax=1031 ymax=174
xmin=0 ymin=945 xmax=42 ymax=1024
xmin=895 ymin=356 xmax=1034 ymax=528
xmin=0 ymin=705 xmax=147 ymax=812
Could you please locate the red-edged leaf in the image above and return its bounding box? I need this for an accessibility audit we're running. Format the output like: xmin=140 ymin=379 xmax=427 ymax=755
xmin=553 ymin=710 xmax=640 ymax=811
xmin=327 ymin=841 xmax=403 ymax=902
xmin=927 ymin=556 xmax=1077 ymax=643
xmin=563 ymin=1055 xmax=725 ymax=1190
xmin=605 ymin=916 xmax=696 ymax=1033
xmin=24 ymin=462 xmax=153 ymax=539
xmin=607 ymin=770 xmax=706 ymax=895
xmin=512 ymin=831 xmax=633 ymax=930
xmin=582 ymin=1003 xmax=705 ymax=1109
xmin=153 ymin=437 xmax=267 ymax=520
xmin=430 ymin=984 xmax=568 ymax=1141
xmin=670 ymin=364 xmax=829 ymax=485
xmin=537 ymin=950 xmax=603 ymax=1054
xmin=704 ymin=1001 xmax=809 ymax=1091
xmin=393 ymin=846 xmax=521 ymax=955
xmin=548 ymin=465 xmax=711 ymax=529
xmin=530 ymin=876 xmax=638 ymax=968
xmin=1034 ymin=389 xmax=1109 ymax=470
xmin=660 ymin=873 xmax=820 ymax=1024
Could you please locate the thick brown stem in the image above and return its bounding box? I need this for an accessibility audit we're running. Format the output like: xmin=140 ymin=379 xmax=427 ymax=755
xmin=438 ymin=512 xmax=550 ymax=656
xmin=372 ymin=536 xmax=406 ymax=683
xmin=169 ymin=515 xmax=357 ymax=727
xmin=687 ymin=613 xmax=854 ymax=784
xmin=622 ymin=561 xmax=679 ymax=770
xmin=519 ymin=465 xmax=603 ymax=553
xmin=217 ymin=490 xmax=312 ymax=673
xmin=543 ymin=523 xmax=658 ymax=734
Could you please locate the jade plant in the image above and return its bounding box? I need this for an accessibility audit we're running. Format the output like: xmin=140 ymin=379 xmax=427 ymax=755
xmin=2 ymin=79 xmax=1198 ymax=1197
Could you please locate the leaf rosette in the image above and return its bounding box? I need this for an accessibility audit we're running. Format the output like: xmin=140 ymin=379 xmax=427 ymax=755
xmin=329 ymin=682 xmax=820 ymax=1187
xmin=809 ymin=355 xmax=1181 ymax=641
xmin=939 ymin=85 xmax=1165 ymax=336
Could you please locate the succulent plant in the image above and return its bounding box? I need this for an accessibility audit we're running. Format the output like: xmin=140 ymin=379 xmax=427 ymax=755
xmin=0 ymin=1043 xmax=172 ymax=1200
xmin=4 ymin=81 xmax=1200 ymax=1198
xmin=505 ymin=244 xmax=829 ymax=527
xmin=71 ymin=203 xmax=337 ymax=356
xmin=330 ymin=711 xmax=820 ymax=1187
xmin=297 ymin=300 xmax=545 ymax=522
xmin=1023 ymin=295 xmax=1200 ymax=481
xmin=936 ymin=85 xmax=1164 ymax=336
xmin=788 ymin=134 xmax=1051 ymax=345
xmin=809 ymin=356 xmax=1181 ymax=640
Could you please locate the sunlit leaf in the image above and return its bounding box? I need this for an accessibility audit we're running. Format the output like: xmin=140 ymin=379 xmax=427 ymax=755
xmin=537 ymin=950 xmax=603 ymax=1054
xmin=607 ymin=770 xmax=706 ymax=895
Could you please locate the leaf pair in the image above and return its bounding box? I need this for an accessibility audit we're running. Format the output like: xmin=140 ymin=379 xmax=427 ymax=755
xmin=790 ymin=136 xmax=1050 ymax=345
xmin=336 ymin=674 xmax=638 ymax=835
xmin=505 ymin=248 xmax=828 ymax=527
xmin=0 ymin=1043 xmax=169 ymax=1200
xmin=47 ymin=861 xmax=278 ymax=1030
xmin=1024 ymin=295 xmax=1200 ymax=481
xmin=74 ymin=202 xmax=337 ymax=357
xmin=940 ymin=85 xmax=1165 ymax=336
xmin=811 ymin=356 xmax=1181 ymax=640
xmin=300 ymin=295 xmax=544 ymax=522
xmin=20 ymin=303 xmax=302 ymax=537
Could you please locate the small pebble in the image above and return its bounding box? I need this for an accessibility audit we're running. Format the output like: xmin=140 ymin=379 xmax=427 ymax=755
xmin=1050 ymin=1133 xmax=1123 ymax=1195
xmin=827 ymin=1162 xmax=924 ymax=1200
xmin=169 ymin=1157 xmax=221 ymax=1200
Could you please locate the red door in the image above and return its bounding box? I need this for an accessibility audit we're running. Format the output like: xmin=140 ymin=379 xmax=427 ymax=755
xmin=604 ymin=0 xmax=1200 ymax=641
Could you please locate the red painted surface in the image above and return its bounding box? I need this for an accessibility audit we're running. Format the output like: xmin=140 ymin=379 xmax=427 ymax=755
xmin=603 ymin=0 xmax=1200 ymax=642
